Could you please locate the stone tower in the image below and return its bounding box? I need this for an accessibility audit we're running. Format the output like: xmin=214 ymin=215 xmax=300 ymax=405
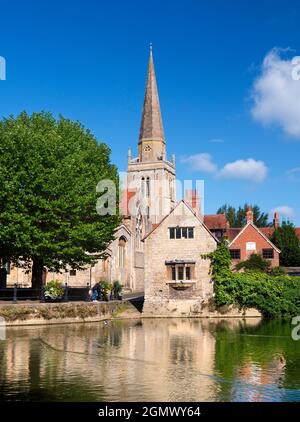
xmin=127 ymin=47 xmax=176 ymax=229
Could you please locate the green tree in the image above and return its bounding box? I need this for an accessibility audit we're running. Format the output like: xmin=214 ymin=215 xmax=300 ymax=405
xmin=271 ymin=221 xmax=300 ymax=267
xmin=0 ymin=112 xmax=121 ymax=288
xmin=235 ymin=253 xmax=270 ymax=273
xmin=217 ymin=204 xmax=271 ymax=227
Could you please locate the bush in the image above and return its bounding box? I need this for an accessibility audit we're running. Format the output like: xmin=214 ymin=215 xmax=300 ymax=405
xmin=44 ymin=280 xmax=65 ymax=301
xmin=235 ymin=253 xmax=270 ymax=273
xmin=99 ymin=280 xmax=112 ymax=301
xmin=207 ymin=244 xmax=300 ymax=318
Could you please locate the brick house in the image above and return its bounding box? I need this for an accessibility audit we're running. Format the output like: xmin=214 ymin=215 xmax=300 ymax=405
xmin=227 ymin=208 xmax=280 ymax=267
xmin=142 ymin=200 xmax=218 ymax=317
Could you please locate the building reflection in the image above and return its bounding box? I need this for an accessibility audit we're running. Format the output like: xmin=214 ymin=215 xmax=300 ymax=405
xmin=0 ymin=318 xmax=295 ymax=402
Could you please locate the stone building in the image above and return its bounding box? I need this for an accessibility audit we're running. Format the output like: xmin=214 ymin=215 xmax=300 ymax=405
xmin=4 ymin=47 xmax=177 ymax=292
xmin=142 ymin=200 xmax=218 ymax=317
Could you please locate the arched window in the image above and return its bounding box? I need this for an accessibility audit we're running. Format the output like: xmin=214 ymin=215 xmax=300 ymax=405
xmin=146 ymin=177 xmax=150 ymax=197
xmin=118 ymin=237 xmax=126 ymax=268
xmin=141 ymin=177 xmax=145 ymax=195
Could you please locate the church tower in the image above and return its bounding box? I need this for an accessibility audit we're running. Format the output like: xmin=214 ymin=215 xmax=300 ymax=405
xmin=127 ymin=46 xmax=176 ymax=227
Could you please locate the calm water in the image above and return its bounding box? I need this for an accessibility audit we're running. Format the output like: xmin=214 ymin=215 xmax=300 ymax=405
xmin=0 ymin=318 xmax=300 ymax=402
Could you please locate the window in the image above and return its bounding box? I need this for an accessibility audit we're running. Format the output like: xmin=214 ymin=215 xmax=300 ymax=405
xmin=70 ymin=269 xmax=77 ymax=276
xmin=118 ymin=237 xmax=126 ymax=268
xmin=182 ymin=227 xmax=188 ymax=238
xmin=167 ymin=263 xmax=195 ymax=281
xmin=169 ymin=228 xmax=175 ymax=239
xmin=178 ymin=266 xmax=184 ymax=280
xmin=246 ymin=242 xmax=256 ymax=251
xmin=146 ymin=206 xmax=150 ymax=219
xmin=230 ymin=249 xmax=241 ymax=260
xmin=262 ymin=249 xmax=274 ymax=259
xmin=188 ymin=227 xmax=194 ymax=239
xmin=169 ymin=227 xmax=194 ymax=239
xmin=146 ymin=177 xmax=150 ymax=197
xmin=141 ymin=177 xmax=145 ymax=195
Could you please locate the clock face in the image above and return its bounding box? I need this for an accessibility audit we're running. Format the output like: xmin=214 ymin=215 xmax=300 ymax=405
xmin=144 ymin=144 xmax=151 ymax=152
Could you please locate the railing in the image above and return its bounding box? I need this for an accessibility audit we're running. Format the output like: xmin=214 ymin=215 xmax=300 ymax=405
xmin=0 ymin=283 xmax=91 ymax=303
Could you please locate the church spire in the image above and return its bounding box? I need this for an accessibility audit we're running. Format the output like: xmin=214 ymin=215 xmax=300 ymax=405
xmin=138 ymin=46 xmax=165 ymax=161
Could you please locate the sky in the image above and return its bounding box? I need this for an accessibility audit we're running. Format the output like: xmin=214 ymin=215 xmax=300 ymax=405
xmin=0 ymin=0 xmax=300 ymax=224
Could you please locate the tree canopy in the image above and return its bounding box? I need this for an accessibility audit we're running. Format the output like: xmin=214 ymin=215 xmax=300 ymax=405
xmin=271 ymin=221 xmax=300 ymax=267
xmin=217 ymin=203 xmax=271 ymax=227
xmin=0 ymin=112 xmax=121 ymax=288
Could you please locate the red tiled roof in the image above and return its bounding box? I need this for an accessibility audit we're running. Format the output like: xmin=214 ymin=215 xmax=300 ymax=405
xmin=260 ymin=227 xmax=275 ymax=238
xmin=204 ymin=214 xmax=228 ymax=230
xmin=225 ymin=228 xmax=242 ymax=241
xmin=296 ymin=228 xmax=300 ymax=241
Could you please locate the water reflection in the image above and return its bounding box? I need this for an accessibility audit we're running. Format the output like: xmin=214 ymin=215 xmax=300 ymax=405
xmin=0 ymin=318 xmax=299 ymax=401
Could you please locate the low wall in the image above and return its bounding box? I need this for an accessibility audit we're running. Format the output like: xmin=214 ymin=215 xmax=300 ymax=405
xmin=0 ymin=297 xmax=261 ymax=326
xmin=0 ymin=300 xmax=136 ymax=326
xmin=143 ymin=298 xmax=262 ymax=318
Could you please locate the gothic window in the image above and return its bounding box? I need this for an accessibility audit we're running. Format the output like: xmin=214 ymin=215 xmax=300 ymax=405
xmin=135 ymin=207 xmax=143 ymax=251
xmin=141 ymin=177 xmax=145 ymax=195
xmin=146 ymin=177 xmax=150 ymax=197
xmin=118 ymin=237 xmax=126 ymax=268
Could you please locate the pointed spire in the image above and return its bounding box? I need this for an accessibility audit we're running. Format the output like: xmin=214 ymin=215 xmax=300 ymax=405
xmin=139 ymin=46 xmax=165 ymax=144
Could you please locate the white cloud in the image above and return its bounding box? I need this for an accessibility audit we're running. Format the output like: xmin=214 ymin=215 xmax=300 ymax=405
xmin=209 ymin=138 xmax=224 ymax=143
xmin=287 ymin=167 xmax=300 ymax=181
xmin=180 ymin=153 xmax=217 ymax=173
xmin=270 ymin=205 xmax=295 ymax=219
xmin=218 ymin=158 xmax=268 ymax=183
xmin=251 ymin=48 xmax=300 ymax=138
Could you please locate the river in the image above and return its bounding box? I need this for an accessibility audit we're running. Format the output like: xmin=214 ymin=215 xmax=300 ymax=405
xmin=0 ymin=318 xmax=299 ymax=401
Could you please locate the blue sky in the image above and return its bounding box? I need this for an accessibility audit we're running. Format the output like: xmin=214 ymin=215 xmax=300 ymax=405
xmin=0 ymin=0 xmax=300 ymax=224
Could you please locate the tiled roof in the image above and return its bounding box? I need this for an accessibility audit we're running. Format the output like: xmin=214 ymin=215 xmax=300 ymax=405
xmin=204 ymin=214 xmax=228 ymax=230
xmin=260 ymin=227 xmax=275 ymax=238
xmin=225 ymin=228 xmax=242 ymax=241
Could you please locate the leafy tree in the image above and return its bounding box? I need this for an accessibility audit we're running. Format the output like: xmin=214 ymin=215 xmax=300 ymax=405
xmin=271 ymin=221 xmax=300 ymax=267
xmin=0 ymin=112 xmax=121 ymax=288
xmin=217 ymin=204 xmax=271 ymax=227
xmin=235 ymin=253 xmax=271 ymax=273
xmin=205 ymin=243 xmax=300 ymax=318
xmin=203 ymin=242 xmax=233 ymax=306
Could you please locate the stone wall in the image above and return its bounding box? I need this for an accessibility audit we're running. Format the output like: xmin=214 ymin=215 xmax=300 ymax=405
xmin=143 ymin=201 xmax=217 ymax=317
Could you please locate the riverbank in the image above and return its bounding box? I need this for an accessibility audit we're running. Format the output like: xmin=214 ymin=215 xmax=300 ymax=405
xmin=0 ymin=298 xmax=143 ymax=326
xmin=0 ymin=297 xmax=263 ymax=326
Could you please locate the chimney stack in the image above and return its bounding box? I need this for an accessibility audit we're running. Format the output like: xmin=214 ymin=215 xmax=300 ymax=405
xmin=273 ymin=212 xmax=280 ymax=229
xmin=184 ymin=189 xmax=201 ymax=216
xmin=246 ymin=206 xmax=253 ymax=224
